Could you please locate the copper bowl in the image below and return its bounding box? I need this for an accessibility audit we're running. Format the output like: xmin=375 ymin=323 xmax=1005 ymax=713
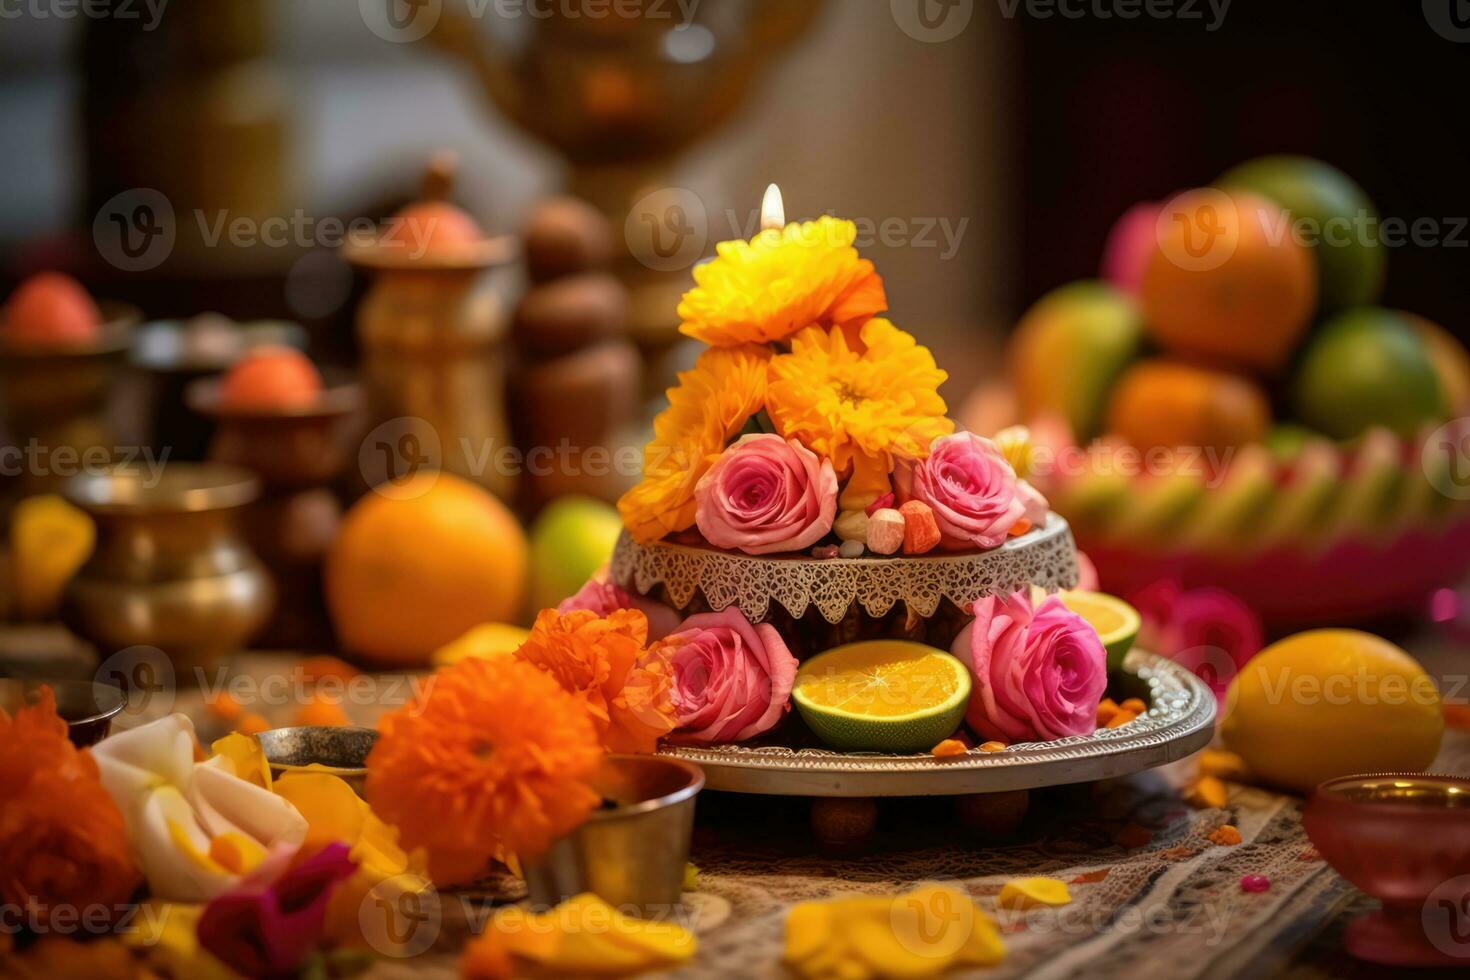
xmin=1303 ymin=773 xmax=1470 ymax=967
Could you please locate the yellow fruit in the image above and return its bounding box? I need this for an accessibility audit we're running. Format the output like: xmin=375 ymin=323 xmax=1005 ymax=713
xmin=325 ymin=472 xmax=527 ymax=667
xmin=430 ymin=623 xmax=532 ymax=669
xmin=1220 ymin=630 xmax=1443 ymax=793
xmin=11 ymin=494 xmax=95 ymax=620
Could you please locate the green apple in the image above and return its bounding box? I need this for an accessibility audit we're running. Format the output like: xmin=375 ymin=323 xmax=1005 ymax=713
xmin=528 ymin=496 xmax=624 ymax=612
xmin=1011 ymin=281 xmax=1142 ymax=441
xmin=1293 ymin=308 xmax=1445 ymax=440
xmin=1218 ymin=155 xmax=1385 ymax=312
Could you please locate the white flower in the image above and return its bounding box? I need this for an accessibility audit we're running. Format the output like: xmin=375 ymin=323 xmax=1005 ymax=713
xmin=93 ymin=714 xmax=307 ymax=902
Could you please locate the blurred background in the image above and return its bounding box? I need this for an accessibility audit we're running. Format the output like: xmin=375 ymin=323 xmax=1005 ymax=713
xmin=3 ymin=2 xmax=1468 ymax=369
xmin=4 ymin=0 xmax=1470 ymax=666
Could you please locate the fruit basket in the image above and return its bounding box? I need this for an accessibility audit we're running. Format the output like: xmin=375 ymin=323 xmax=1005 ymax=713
xmin=1041 ymin=423 xmax=1470 ymax=627
xmin=1004 ymin=154 xmax=1470 ymax=627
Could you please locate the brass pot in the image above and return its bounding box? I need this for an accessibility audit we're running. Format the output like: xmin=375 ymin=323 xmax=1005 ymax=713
xmin=186 ymin=375 xmax=364 ymax=648
xmin=61 ymin=463 xmax=275 ymax=670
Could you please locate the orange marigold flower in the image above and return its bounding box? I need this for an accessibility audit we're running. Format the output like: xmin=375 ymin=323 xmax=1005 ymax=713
xmin=767 ymin=319 xmax=953 ymax=499
xmin=366 ymin=658 xmax=602 ymax=885
xmin=0 ymin=689 xmax=141 ymax=926
xmin=514 ymin=608 xmax=676 ymax=754
xmin=677 ymin=216 xmax=887 ymax=347
xmin=618 ymin=345 xmax=770 ymax=543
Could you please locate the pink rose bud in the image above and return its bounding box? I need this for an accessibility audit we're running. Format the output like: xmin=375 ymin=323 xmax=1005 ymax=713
xmin=951 ymin=591 xmax=1107 ymax=743
xmin=655 ymin=607 xmax=798 ymax=744
xmin=897 ymin=433 xmax=1045 ymax=551
xmin=557 ymin=578 xmax=682 ymax=642
xmin=694 ymin=434 xmax=838 ymax=555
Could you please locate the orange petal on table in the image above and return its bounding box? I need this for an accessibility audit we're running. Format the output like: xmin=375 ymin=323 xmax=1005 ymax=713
xmin=205 ymin=691 xmax=244 ymax=723
xmin=1070 ymin=869 xmax=1111 ymax=885
xmin=1184 ymin=776 xmax=1228 ymax=810
xmin=1119 ymin=698 xmax=1147 ymax=714
xmin=293 ymin=698 xmax=350 ymax=728
xmin=1105 ymin=710 xmax=1139 ymax=729
xmin=1205 ymin=824 xmax=1243 ymax=846
xmin=299 ymin=655 xmax=361 ymax=683
xmin=236 ymin=713 xmax=270 ymax=736
xmin=931 ymin=738 xmax=968 ymax=758
xmin=1096 ymin=699 xmax=1120 ymax=725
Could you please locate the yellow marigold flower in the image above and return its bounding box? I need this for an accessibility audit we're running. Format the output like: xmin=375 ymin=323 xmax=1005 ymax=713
xmin=618 ymin=346 xmax=770 ymax=542
xmin=767 ymin=319 xmax=953 ymax=501
xmin=677 ymin=216 xmax=888 ymax=347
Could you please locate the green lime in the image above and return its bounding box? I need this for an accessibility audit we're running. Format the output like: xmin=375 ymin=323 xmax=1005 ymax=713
xmin=792 ymin=642 xmax=971 ymax=754
xmin=1292 ymin=308 xmax=1445 ymax=440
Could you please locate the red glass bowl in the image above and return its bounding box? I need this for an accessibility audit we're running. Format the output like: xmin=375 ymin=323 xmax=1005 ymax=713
xmin=1302 ymin=773 xmax=1470 ymax=967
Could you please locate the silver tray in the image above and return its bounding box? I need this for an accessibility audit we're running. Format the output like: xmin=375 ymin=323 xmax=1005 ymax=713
xmin=658 ymin=650 xmax=1215 ymax=797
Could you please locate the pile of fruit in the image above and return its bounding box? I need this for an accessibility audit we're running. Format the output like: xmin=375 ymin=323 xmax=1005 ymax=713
xmin=1007 ymin=155 xmax=1470 ymax=618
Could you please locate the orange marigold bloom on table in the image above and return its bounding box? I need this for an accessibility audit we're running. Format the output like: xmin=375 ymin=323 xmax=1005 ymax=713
xmin=767 ymin=319 xmax=953 ymax=502
xmin=366 ymin=658 xmax=603 ymax=886
xmin=514 ymin=608 xmax=676 ymax=754
xmin=677 ymin=216 xmax=887 ymax=348
xmin=0 ymin=688 xmax=141 ymax=926
xmin=619 ymin=345 xmax=770 ymax=543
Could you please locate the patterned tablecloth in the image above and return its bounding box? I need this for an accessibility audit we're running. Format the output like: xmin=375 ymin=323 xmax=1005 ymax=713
xmin=4 ymin=631 xmax=1468 ymax=979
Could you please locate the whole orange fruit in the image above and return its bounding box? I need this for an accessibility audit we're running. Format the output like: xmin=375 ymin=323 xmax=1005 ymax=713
xmin=326 ymin=472 xmax=528 ymax=667
xmin=1106 ymin=359 xmax=1271 ymax=454
xmin=1141 ymin=190 xmax=1317 ymax=374
xmin=219 ymin=345 xmax=323 ymax=411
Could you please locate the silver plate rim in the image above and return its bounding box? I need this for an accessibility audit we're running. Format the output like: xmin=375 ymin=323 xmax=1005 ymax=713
xmin=658 ymin=650 xmax=1216 ymax=796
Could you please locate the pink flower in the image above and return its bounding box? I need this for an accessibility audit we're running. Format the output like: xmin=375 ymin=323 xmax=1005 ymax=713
xmin=952 ymin=591 xmax=1107 ymax=743
xmin=898 ymin=433 xmax=1040 ymax=550
xmin=557 ymin=578 xmax=682 ymax=642
xmin=653 ymin=607 xmax=798 ymax=743
xmin=694 ymin=434 xmax=837 ymax=555
xmin=1130 ymin=579 xmax=1262 ymax=697
xmin=197 ymin=842 xmax=356 ymax=979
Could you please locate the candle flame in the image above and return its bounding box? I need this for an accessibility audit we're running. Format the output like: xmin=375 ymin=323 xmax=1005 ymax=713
xmin=761 ymin=184 xmax=786 ymax=232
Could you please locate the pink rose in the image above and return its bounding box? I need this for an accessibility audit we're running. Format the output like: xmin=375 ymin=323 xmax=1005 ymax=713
xmin=951 ymin=591 xmax=1106 ymax=743
xmin=694 ymin=434 xmax=837 ymax=555
xmin=898 ymin=433 xmax=1042 ymax=550
xmin=1130 ymin=579 xmax=1262 ymax=697
xmin=557 ymin=579 xmax=682 ymax=642
xmin=654 ymin=607 xmax=798 ymax=743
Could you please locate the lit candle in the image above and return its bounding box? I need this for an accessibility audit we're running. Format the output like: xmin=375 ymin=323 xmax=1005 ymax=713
xmin=760 ymin=183 xmax=786 ymax=232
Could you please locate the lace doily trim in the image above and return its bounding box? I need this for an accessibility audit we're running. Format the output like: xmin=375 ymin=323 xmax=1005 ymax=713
xmin=610 ymin=512 xmax=1080 ymax=624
